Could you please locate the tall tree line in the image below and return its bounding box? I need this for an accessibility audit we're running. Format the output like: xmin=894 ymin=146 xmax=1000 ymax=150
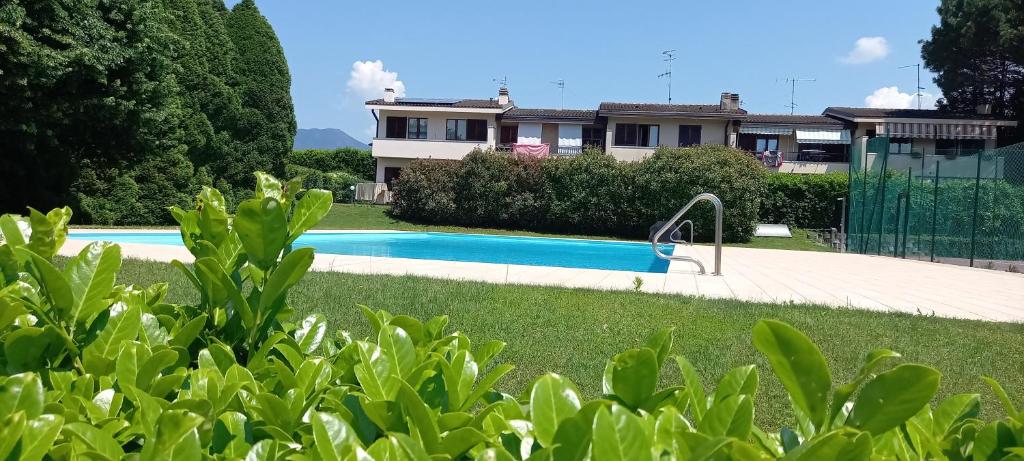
xmin=922 ymin=0 xmax=1024 ymax=144
xmin=0 ymin=0 xmax=295 ymax=224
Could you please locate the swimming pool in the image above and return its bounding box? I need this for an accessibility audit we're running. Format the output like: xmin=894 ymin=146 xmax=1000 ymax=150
xmin=69 ymin=232 xmax=673 ymax=273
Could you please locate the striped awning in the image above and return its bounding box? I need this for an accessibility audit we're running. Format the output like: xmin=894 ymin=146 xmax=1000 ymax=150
xmin=739 ymin=126 xmax=793 ymax=135
xmin=883 ymin=122 xmax=998 ymax=140
xmin=795 ymin=129 xmax=851 ymax=144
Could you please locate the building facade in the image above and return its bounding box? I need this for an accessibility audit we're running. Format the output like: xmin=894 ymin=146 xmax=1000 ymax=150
xmin=365 ymin=87 xmax=1018 ymax=184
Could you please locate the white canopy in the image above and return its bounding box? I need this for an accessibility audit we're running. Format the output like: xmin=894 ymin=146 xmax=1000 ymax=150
xmin=796 ymin=129 xmax=851 ymax=145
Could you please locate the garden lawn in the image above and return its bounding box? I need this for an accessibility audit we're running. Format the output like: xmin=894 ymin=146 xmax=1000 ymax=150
xmin=317 ymin=203 xmax=832 ymax=251
xmin=118 ymin=257 xmax=1023 ymax=430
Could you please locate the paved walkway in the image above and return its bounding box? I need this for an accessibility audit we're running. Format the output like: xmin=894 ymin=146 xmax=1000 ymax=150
xmin=62 ymin=230 xmax=1024 ymax=322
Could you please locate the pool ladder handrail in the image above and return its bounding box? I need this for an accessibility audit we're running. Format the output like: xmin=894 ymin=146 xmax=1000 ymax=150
xmin=668 ymin=220 xmax=694 ymax=244
xmin=651 ymin=193 xmax=723 ymax=275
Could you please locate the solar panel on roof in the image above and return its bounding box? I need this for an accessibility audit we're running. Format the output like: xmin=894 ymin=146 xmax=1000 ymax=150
xmin=395 ymin=98 xmax=460 ymax=104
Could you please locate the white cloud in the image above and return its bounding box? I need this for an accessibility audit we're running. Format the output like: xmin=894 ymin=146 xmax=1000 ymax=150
xmin=841 ymin=37 xmax=890 ymax=64
xmin=864 ymin=86 xmax=939 ymax=109
xmin=346 ymin=60 xmax=406 ymax=99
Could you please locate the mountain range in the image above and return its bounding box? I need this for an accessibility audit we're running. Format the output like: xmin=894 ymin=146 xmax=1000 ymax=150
xmin=293 ymin=128 xmax=368 ymax=150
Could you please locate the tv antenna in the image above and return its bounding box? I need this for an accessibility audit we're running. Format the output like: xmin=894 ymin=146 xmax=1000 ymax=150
xmin=898 ymin=64 xmax=924 ymax=109
xmin=493 ymin=76 xmax=509 ymax=88
xmin=658 ymin=50 xmax=677 ymax=103
xmin=551 ymin=79 xmax=565 ymax=110
xmin=781 ymin=77 xmax=815 ymax=115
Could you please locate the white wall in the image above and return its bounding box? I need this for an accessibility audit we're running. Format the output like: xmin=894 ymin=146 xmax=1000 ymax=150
xmin=373 ymin=109 xmax=497 ymax=159
xmin=374 ymin=157 xmax=414 ymax=183
xmin=604 ymin=116 xmax=731 ymax=161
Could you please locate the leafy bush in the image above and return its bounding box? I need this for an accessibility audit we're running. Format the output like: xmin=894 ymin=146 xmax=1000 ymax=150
xmin=391 ymin=159 xmax=461 ymax=223
xmin=1 ymin=176 xmax=1023 ymax=459
xmin=288 ymin=148 xmax=376 ymax=180
xmin=286 ymin=164 xmax=363 ymax=203
xmin=392 ymin=147 xmax=764 ymax=242
xmin=760 ymin=172 xmax=848 ymax=229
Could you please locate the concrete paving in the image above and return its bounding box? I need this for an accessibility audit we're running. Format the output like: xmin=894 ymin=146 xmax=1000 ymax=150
xmin=63 ymin=230 xmax=1024 ymax=323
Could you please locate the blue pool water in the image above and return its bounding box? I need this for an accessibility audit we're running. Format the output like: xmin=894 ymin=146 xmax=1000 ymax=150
xmin=69 ymin=232 xmax=672 ymax=273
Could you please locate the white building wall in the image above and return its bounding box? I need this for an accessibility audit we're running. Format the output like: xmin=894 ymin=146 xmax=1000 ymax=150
xmin=604 ymin=116 xmax=731 ymax=161
xmin=373 ymin=109 xmax=498 ymax=160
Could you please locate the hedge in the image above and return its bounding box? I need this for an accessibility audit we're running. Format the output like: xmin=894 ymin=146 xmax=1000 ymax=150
xmin=2 ymin=178 xmax=1022 ymax=459
xmin=392 ymin=146 xmax=765 ymax=242
xmin=759 ymin=172 xmax=848 ymax=229
xmin=287 ymin=147 xmax=375 ymax=180
xmin=285 ymin=164 xmax=362 ymax=203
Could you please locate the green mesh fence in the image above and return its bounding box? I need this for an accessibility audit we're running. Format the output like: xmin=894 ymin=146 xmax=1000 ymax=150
xmin=847 ymin=137 xmax=1024 ymax=268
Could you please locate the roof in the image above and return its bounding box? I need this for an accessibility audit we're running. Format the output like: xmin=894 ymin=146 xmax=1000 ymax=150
xmin=502 ymin=108 xmax=598 ymax=122
xmin=743 ymin=114 xmax=843 ymax=126
xmin=599 ymin=102 xmax=746 ymax=117
xmin=366 ymin=97 xmax=505 ymax=109
xmin=824 ymin=107 xmax=1012 ymax=122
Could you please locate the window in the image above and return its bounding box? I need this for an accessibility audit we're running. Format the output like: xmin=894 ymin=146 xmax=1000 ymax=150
xmin=614 ymin=123 xmax=659 ymax=147
xmin=889 ymin=137 xmax=912 ymax=154
xmin=678 ymin=125 xmax=702 ymax=147
xmin=385 ymin=117 xmax=408 ymax=139
xmin=936 ymin=139 xmax=985 ymax=155
xmin=582 ymin=126 xmax=605 ymax=148
xmin=383 ymin=167 xmax=401 ymax=190
xmin=500 ymin=125 xmax=518 ymax=145
xmin=755 ymin=136 xmax=779 ymax=152
xmin=406 ymin=118 xmax=428 ymax=139
xmin=446 ymin=119 xmax=488 ymax=141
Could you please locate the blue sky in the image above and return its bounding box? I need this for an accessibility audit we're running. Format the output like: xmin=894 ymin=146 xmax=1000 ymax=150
xmin=232 ymin=0 xmax=942 ymax=142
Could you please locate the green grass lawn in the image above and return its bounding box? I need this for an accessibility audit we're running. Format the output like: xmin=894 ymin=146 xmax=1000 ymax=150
xmin=117 ymin=257 xmax=1023 ymax=430
xmin=317 ymin=203 xmax=832 ymax=252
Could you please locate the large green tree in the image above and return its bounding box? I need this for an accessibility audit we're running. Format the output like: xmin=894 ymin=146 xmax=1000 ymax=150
xmin=0 ymin=0 xmax=196 ymax=222
xmin=0 ymin=0 xmax=297 ymax=224
xmin=225 ymin=0 xmax=296 ymax=200
xmin=921 ymin=0 xmax=1024 ymax=142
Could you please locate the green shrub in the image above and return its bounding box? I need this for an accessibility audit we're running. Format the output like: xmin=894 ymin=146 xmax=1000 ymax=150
xmin=1 ymin=179 xmax=1022 ymax=459
xmin=286 ymin=164 xmax=362 ymax=203
xmin=390 ymin=159 xmax=460 ymax=223
xmin=287 ymin=147 xmax=375 ymax=180
xmin=392 ymin=147 xmax=764 ymax=242
xmin=760 ymin=172 xmax=848 ymax=229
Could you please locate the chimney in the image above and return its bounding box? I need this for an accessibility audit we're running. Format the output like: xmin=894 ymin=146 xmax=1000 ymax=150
xmin=383 ymin=88 xmax=396 ymax=103
xmin=976 ymin=103 xmax=992 ymax=115
xmin=498 ymin=87 xmax=510 ymax=106
xmin=720 ymin=92 xmax=740 ymax=111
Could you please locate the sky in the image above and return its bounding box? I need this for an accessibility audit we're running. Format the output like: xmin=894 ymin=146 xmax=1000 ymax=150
xmin=229 ymin=0 xmax=943 ymax=142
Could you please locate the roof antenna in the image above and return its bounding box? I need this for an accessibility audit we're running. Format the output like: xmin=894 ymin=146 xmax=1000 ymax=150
xmin=551 ymin=79 xmax=565 ymax=110
xmin=492 ymin=76 xmax=509 ymax=89
xmin=658 ymin=50 xmax=677 ymax=103
xmin=898 ymin=64 xmax=924 ymax=109
xmin=780 ymin=77 xmax=816 ymax=115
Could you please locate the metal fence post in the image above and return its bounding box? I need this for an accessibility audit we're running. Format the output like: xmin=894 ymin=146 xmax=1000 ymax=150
xmin=969 ymin=153 xmax=982 ymax=267
xmin=893 ymin=194 xmax=903 ymax=257
xmin=930 ymin=162 xmax=940 ymax=262
xmin=902 ymin=168 xmax=911 ymax=258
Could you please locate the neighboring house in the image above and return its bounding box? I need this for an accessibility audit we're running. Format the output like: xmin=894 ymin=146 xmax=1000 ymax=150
xmin=365 ymin=86 xmax=1020 ymax=186
xmin=497 ymin=108 xmax=603 ymax=155
xmin=738 ymin=114 xmax=851 ymax=174
xmin=823 ymin=106 xmax=1018 ymax=178
xmin=366 ymin=88 xmax=511 ymax=185
xmin=598 ymin=93 xmax=746 ymax=161
xmin=823 ymin=106 xmax=1017 ymax=156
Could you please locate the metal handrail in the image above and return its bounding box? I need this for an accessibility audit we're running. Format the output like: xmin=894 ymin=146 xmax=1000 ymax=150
xmin=668 ymin=219 xmax=694 ymax=244
xmin=651 ymin=193 xmax=723 ymax=275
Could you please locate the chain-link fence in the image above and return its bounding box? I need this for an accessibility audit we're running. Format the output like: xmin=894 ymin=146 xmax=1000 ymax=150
xmin=847 ymin=137 xmax=1024 ymax=270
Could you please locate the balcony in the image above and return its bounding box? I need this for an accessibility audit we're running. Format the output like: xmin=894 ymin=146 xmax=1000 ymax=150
xmin=495 ymin=144 xmax=587 ymax=156
xmin=370 ymin=138 xmax=490 ymax=160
